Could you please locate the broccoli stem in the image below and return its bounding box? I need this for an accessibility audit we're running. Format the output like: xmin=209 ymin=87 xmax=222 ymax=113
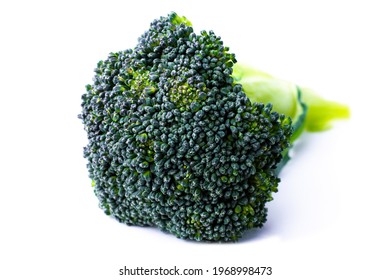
xmin=232 ymin=63 xmax=350 ymax=133
xmin=299 ymin=87 xmax=350 ymax=132
xmin=232 ymin=63 xmax=350 ymax=173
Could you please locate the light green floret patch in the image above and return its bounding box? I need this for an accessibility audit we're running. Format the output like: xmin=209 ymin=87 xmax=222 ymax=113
xmin=169 ymin=12 xmax=192 ymax=26
xmin=122 ymin=68 xmax=157 ymax=98
xmin=168 ymin=82 xmax=206 ymax=111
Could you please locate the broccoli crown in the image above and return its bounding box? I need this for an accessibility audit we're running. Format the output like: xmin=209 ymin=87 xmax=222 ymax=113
xmin=80 ymin=12 xmax=292 ymax=242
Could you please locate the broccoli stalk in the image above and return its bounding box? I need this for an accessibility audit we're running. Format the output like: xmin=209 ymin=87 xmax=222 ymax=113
xmin=232 ymin=63 xmax=350 ymax=172
xmin=233 ymin=63 xmax=350 ymax=133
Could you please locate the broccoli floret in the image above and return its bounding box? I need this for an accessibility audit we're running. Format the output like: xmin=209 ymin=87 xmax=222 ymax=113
xmin=79 ymin=12 xmax=349 ymax=242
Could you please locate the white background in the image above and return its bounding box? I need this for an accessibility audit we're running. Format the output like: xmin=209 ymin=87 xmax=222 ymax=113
xmin=1 ymin=0 xmax=389 ymax=279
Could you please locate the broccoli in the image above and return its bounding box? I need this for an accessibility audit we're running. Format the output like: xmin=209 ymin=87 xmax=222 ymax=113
xmin=79 ymin=12 xmax=349 ymax=242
